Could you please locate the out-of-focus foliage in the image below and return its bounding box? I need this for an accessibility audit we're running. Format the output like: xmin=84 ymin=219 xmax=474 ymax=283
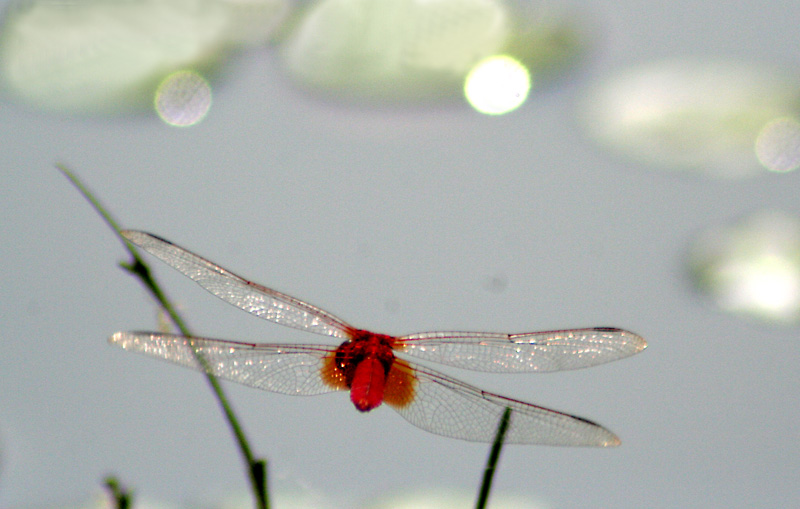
xmin=282 ymin=0 xmax=586 ymax=104
xmin=582 ymin=59 xmax=800 ymax=178
xmin=0 ymin=0 xmax=288 ymax=115
xmin=689 ymin=211 xmax=800 ymax=324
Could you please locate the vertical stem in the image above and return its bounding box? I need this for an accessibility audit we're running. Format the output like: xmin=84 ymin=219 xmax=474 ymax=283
xmin=475 ymin=407 xmax=512 ymax=509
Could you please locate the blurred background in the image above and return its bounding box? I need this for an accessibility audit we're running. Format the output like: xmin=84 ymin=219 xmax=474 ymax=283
xmin=1 ymin=0 xmax=799 ymax=507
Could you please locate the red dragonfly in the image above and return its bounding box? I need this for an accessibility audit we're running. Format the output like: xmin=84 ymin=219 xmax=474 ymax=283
xmin=111 ymin=231 xmax=646 ymax=446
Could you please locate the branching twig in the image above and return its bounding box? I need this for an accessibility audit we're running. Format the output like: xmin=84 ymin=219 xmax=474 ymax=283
xmin=59 ymin=164 xmax=269 ymax=509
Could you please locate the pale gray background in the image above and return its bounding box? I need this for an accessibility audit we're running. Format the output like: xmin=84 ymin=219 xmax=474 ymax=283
xmin=1 ymin=1 xmax=799 ymax=507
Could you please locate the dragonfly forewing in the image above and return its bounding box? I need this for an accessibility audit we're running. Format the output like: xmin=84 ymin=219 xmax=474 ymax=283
xmin=121 ymin=230 xmax=352 ymax=339
xmin=397 ymin=328 xmax=646 ymax=373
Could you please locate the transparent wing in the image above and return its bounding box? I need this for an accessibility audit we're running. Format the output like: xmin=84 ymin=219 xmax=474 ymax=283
xmin=388 ymin=360 xmax=620 ymax=446
xmin=121 ymin=230 xmax=352 ymax=339
xmin=396 ymin=328 xmax=646 ymax=373
xmin=110 ymin=331 xmax=341 ymax=396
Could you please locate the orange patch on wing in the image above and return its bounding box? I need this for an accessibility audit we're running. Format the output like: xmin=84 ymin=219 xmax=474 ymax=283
xmin=320 ymin=352 xmax=348 ymax=390
xmin=383 ymin=358 xmax=417 ymax=409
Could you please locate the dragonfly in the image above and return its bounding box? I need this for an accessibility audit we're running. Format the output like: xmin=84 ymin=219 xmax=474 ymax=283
xmin=111 ymin=231 xmax=646 ymax=446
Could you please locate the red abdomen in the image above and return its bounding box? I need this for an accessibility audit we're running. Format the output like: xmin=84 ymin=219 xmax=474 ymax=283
xmin=349 ymin=357 xmax=387 ymax=411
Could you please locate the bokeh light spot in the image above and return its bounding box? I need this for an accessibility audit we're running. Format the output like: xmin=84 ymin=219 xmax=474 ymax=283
xmin=464 ymin=55 xmax=531 ymax=115
xmin=154 ymin=70 xmax=212 ymax=127
xmin=755 ymin=117 xmax=800 ymax=173
xmin=689 ymin=211 xmax=800 ymax=324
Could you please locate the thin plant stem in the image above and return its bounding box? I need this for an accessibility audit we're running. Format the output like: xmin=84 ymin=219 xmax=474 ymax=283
xmin=59 ymin=164 xmax=269 ymax=509
xmin=475 ymin=407 xmax=512 ymax=509
xmin=104 ymin=476 xmax=132 ymax=509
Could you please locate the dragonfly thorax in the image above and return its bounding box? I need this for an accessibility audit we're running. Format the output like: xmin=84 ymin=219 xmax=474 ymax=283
xmin=333 ymin=331 xmax=397 ymax=412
